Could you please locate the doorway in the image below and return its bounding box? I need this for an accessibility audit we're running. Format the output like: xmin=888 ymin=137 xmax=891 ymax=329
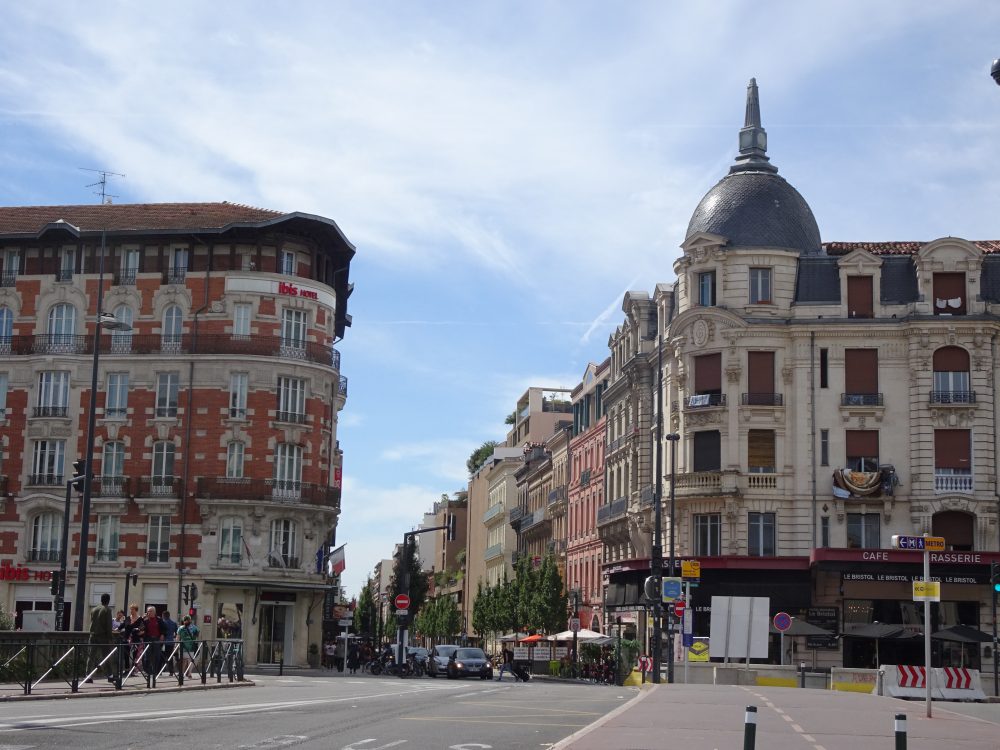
xmin=257 ymin=603 xmax=293 ymax=664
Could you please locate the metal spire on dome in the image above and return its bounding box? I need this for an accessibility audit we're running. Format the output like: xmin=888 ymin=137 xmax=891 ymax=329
xmin=730 ymin=78 xmax=777 ymax=174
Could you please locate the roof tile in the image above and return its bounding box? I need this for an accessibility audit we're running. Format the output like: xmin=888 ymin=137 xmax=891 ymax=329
xmin=825 ymin=240 xmax=1000 ymax=256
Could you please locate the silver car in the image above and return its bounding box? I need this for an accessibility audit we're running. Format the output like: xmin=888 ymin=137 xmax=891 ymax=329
xmin=426 ymin=644 xmax=460 ymax=677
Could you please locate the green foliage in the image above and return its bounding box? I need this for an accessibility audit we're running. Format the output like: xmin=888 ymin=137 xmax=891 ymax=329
xmin=355 ymin=578 xmax=377 ymax=637
xmin=504 ymin=411 xmax=517 ymax=425
xmin=579 ymin=642 xmax=601 ymax=664
xmin=466 ymin=440 xmax=499 ymax=475
xmin=536 ymin=555 xmax=568 ymax=633
xmin=414 ymin=596 xmax=462 ymax=644
xmin=389 ymin=538 xmax=428 ymax=620
xmin=0 ymin=603 xmax=13 ymax=631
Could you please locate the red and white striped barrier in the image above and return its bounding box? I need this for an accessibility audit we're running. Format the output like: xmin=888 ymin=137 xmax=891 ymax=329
xmin=897 ymin=665 xmax=925 ymax=688
xmin=881 ymin=665 xmax=986 ymax=701
xmin=942 ymin=667 xmax=971 ymax=690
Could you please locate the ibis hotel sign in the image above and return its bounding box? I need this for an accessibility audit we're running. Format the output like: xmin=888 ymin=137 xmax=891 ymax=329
xmin=225 ymin=276 xmax=336 ymax=310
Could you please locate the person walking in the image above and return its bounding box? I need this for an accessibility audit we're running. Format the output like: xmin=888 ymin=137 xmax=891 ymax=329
xmin=142 ymin=606 xmax=166 ymax=676
xmin=161 ymin=610 xmax=178 ymax=676
xmin=86 ymin=592 xmax=114 ymax=683
xmin=496 ymin=647 xmax=515 ymax=681
xmin=347 ymin=642 xmax=359 ymax=674
xmin=177 ymin=614 xmax=200 ymax=677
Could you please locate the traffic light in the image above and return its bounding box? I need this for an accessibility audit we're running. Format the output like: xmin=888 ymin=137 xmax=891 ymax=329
xmin=50 ymin=570 xmax=62 ymax=596
xmin=71 ymin=459 xmax=87 ymax=485
xmin=182 ymin=584 xmax=190 ymax=605
xmin=188 ymin=607 xmax=196 ymax=618
xmin=644 ymin=575 xmax=661 ymax=601
xmin=991 ymin=560 xmax=1000 ymax=593
xmin=446 ymin=513 xmax=457 ymax=542
xmin=189 ymin=584 xmax=198 ymax=603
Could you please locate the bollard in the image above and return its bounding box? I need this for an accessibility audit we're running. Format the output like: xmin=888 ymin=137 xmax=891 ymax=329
xmin=877 ymin=669 xmax=884 ymax=696
xmin=894 ymin=713 xmax=907 ymax=750
xmin=798 ymin=661 xmax=806 ymax=688
xmin=279 ymin=656 xmax=284 ymax=676
xmin=743 ymin=705 xmax=757 ymax=750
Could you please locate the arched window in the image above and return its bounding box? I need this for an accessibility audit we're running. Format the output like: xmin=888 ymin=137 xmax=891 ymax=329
xmin=269 ymin=519 xmax=297 ymax=567
xmin=111 ymin=304 xmax=133 ymax=353
xmin=162 ymin=305 xmax=183 ymax=352
xmin=226 ymin=441 xmax=245 ymax=479
xmin=47 ymin=304 xmax=77 ymax=352
xmin=932 ymin=347 xmax=972 ymax=404
xmin=151 ymin=441 xmax=175 ymax=494
xmin=219 ymin=517 xmax=243 ymax=564
xmin=31 ymin=512 xmax=61 ymax=562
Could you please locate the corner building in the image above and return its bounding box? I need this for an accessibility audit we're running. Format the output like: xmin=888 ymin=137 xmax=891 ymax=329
xmin=602 ymin=80 xmax=1000 ymax=669
xmin=0 ymin=202 xmax=353 ymax=666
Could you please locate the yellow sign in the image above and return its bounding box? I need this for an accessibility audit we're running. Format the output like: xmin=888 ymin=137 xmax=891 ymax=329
xmin=924 ymin=537 xmax=945 ymax=552
xmin=688 ymin=639 xmax=709 ymax=662
xmin=681 ymin=560 xmax=701 ymax=579
xmin=912 ymin=580 xmax=941 ymax=602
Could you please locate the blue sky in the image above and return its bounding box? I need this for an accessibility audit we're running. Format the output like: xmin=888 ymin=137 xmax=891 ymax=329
xmin=2 ymin=2 xmax=1000 ymax=597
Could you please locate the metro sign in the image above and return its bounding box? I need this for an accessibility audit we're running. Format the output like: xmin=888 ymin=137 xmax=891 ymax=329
xmin=891 ymin=535 xmax=945 ymax=552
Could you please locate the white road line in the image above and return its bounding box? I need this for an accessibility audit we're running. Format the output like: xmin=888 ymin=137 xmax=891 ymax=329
xmin=802 ymin=735 xmax=815 ymax=743
xmin=774 ymin=708 xmax=786 ymax=715
xmin=791 ymin=724 xmax=803 ymax=732
xmin=781 ymin=715 xmax=794 ymax=723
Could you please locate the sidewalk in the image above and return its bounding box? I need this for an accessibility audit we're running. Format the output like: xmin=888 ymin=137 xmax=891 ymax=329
xmin=0 ymin=672 xmax=253 ymax=701
xmin=553 ymin=682 xmax=1000 ymax=750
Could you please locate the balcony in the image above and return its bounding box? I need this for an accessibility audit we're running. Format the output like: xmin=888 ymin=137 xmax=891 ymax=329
xmin=55 ymin=268 xmax=74 ymax=282
xmin=934 ymin=473 xmax=973 ymax=493
xmin=267 ymin=554 xmax=299 ymax=569
xmin=139 ymin=476 xmax=182 ymax=498
xmin=580 ymin=468 xmax=591 ymax=487
xmin=841 ymin=393 xmax=884 ymax=407
xmin=196 ymin=476 xmax=341 ymax=508
xmin=484 ymin=543 xmax=503 ymax=561
xmin=114 ymin=268 xmax=138 ymax=286
xmin=668 ymin=471 xmax=723 ymax=494
xmin=679 ymin=393 xmax=727 ymax=409
xmin=163 ymin=266 xmax=188 ymax=284
xmin=639 ymin=486 xmax=655 ymax=506
xmin=0 ymin=333 xmax=341 ymax=369
xmin=274 ymin=410 xmax=307 ymax=424
xmin=31 ymin=405 xmax=69 ymax=418
xmin=0 ymin=271 xmax=17 ymax=287
xmin=548 ymin=485 xmax=567 ymax=506
xmin=596 ymin=496 xmax=628 ymax=524
xmin=930 ymin=391 xmax=976 ymax=405
xmin=520 ymin=507 xmax=550 ymax=533
xmin=741 ymin=393 xmax=783 ymax=406
xmin=547 ymin=539 xmax=566 ymax=555
xmin=28 ymin=473 xmax=63 ymax=486
xmin=94 ymin=475 xmax=130 ymax=498
xmin=743 ymin=472 xmax=779 ymax=491
xmin=482 ymin=502 xmax=505 ymax=524
xmin=28 ymin=549 xmax=60 ymax=562
xmin=147 ymin=549 xmax=170 ymax=563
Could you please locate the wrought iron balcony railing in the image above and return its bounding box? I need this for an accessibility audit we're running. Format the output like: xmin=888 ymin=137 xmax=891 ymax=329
xmin=685 ymin=393 xmax=726 ymax=408
xmin=163 ymin=266 xmax=188 ymax=284
xmin=267 ymin=555 xmax=299 ymax=569
xmin=596 ymin=496 xmax=627 ymax=524
xmin=196 ymin=476 xmax=341 ymax=508
xmin=114 ymin=268 xmax=138 ymax=286
xmin=841 ymin=393 xmax=884 ymax=407
xmin=94 ymin=475 xmax=129 ymax=498
xmin=274 ymin=410 xmax=307 ymax=424
xmin=482 ymin=502 xmax=505 ymax=524
xmin=32 ymin=405 xmax=69 ymax=418
xmin=138 ymin=476 xmax=182 ymax=498
xmin=28 ymin=473 xmax=63 ymax=486
xmin=929 ymin=391 xmax=976 ymax=405
xmin=0 ymin=271 xmax=17 ymax=287
xmin=741 ymin=393 xmax=783 ymax=406
xmin=28 ymin=549 xmax=60 ymax=562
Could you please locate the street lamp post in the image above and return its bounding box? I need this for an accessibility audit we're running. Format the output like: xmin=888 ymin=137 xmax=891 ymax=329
xmin=72 ymin=228 xmax=131 ymax=632
xmin=991 ymin=58 xmax=1000 ymax=86
xmin=665 ymin=432 xmax=680 ymax=684
xmin=650 ymin=334 xmax=664 ymax=684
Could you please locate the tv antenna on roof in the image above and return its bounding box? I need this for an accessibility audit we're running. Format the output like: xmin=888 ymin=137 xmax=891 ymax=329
xmin=79 ymin=167 xmax=125 ymax=204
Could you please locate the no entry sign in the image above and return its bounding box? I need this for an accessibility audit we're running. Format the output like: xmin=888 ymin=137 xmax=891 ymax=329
xmin=394 ymin=594 xmax=411 ymax=610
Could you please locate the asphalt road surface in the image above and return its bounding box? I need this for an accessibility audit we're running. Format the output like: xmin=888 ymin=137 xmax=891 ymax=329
xmin=0 ymin=671 xmax=635 ymax=750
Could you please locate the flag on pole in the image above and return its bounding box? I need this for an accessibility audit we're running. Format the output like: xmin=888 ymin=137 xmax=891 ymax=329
xmin=329 ymin=544 xmax=346 ymax=576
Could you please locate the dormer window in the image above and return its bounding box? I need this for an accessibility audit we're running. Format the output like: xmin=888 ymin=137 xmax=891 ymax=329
xmin=933 ymin=273 xmax=966 ymax=316
xmin=749 ymin=268 xmax=771 ymax=304
xmin=846 ymin=276 xmax=874 ymax=319
xmin=698 ymin=271 xmax=716 ymax=306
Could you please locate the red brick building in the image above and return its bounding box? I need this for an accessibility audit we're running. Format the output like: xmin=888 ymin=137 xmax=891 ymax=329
xmin=0 ymin=202 xmax=353 ymax=665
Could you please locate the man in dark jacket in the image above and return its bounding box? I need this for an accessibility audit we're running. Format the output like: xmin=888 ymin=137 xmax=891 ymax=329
xmin=142 ymin=606 xmax=166 ymax=676
xmin=87 ymin=592 xmax=114 ymax=682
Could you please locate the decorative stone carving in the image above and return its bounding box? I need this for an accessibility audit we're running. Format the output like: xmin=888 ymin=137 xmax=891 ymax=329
xmin=725 ymin=361 xmax=741 ymax=384
xmin=686 ymin=410 xmax=722 ymax=426
xmin=692 ymin=320 xmax=709 ymax=346
xmin=928 ymin=407 xmax=976 ymax=427
xmin=782 ymin=366 xmax=793 ymax=385
xmin=211 ymin=300 xmax=224 ymax=313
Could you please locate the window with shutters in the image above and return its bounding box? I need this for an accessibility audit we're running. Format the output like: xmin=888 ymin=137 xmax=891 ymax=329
xmin=933 ymin=272 xmax=966 ymax=316
xmin=934 ymin=429 xmax=972 ymax=493
xmin=690 ymin=353 xmax=723 ymax=407
xmin=846 ymin=276 xmax=874 ymax=318
xmin=845 ymin=430 xmax=878 ymax=472
xmin=842 ymin=349 xmax=880 ymax=406
xmin=693 ymin=431 xmax=721 ymax=472
xmin=931 ymin=346 xmax=972 ymax=403
xmin=745 ymin=351 xmax=778 ymax=405
xmin=697 ymin=271 xmax=716 ymax=306
xmin=748 ymin=512 xmax=776 ymax=556
xmin=747 ymin=430 xmax=775 ymax=473
xmin=694 ymin=514 xmax=721 ymax=556
xmin=847 ymin=513 xmax=880 ymax=549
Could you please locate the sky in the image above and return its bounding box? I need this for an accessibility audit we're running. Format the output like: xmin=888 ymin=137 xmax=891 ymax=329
xmin=2 ymin=1 xmax=1000 ymax=597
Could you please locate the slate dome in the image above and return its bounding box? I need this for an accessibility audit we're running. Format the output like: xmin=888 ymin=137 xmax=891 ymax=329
xmin=685 ymin=79 xmax=822 ymax=256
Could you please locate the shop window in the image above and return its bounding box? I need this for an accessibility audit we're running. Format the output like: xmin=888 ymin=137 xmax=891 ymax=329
xmin=693 ymin=431 xmax=721 ymax=473
xmin=748 ymin=512 xmax=775 ymax=556
xmin=845 ymin=430 xmax=879 ymax=472
xmin=934 ymin=429 xmax=972 ymax=493
xmin=697 ymin=271 xmax=716 ymax=306
xmin=747 ymin=430 xmax=775 ymax=473
xmin=846 ymin=276 xmax=874 ymax=318
xmin=843 ymin=349 xmax=880 ymax=405
xmin=749 ymin=268 xmax=772 ymax=304
xmin=933 ymin=272 xmax=966 ymax=316
xmin=846 ymin=512 xmax=880 ymax=549
xmin=693 ymin=513 xmax=721 ymax=556
xmin=932 ymin=347 xmax=972 ymax=403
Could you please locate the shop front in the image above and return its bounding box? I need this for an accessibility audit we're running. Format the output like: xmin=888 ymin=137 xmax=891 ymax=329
xmin=811 ymin=548 xmax=998 ymax=669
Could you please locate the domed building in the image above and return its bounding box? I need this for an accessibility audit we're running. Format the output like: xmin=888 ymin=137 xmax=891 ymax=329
xmin=599 ymin=80 xmax=1000 ymax=671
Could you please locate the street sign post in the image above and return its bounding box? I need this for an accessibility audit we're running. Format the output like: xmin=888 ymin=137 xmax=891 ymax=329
xmin=673 ymin=600 xmax=686 ymax=618
xmin=891 ymin=535 xmax=945 ymax=552
xmin=681 ymin=560 xmax=701 ymax=579
xmin=773 ymin=611 xmax=792 ymax=665
xmin=394 ymin=593 xmax=411 ymax=610
xmin=912 ymin=580 xmax=941 ymax=602
xmin=568 ymin=617 xmax=581 ymax=632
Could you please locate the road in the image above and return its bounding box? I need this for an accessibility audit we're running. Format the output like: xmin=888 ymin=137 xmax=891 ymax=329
xmin=0 ymin=670 xmax=634 ymax=750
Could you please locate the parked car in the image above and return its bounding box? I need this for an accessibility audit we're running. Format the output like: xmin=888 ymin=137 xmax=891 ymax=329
xmin=447 ymin=647 xmax=493 ymax=680
xmin=426 ymin=644 xmax=460 ymax=677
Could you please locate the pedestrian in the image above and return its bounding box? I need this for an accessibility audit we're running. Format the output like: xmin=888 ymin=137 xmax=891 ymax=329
xmin=496 ymin=647 xmax=514 ymax=681
xmin=178 ymin=614 xmax=200 ymax=677
xmin=161 ymin=609 xmax=178 ymax=676
xmin=121 ymin=603 xmax=145 ymax=675
xmin=142 ymin=606 xmax=166 ymax=676
xmin=86 ymin=592 xmax=114 ymax=683
xmin=347 ymin=642 xmax=359 ymax=674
